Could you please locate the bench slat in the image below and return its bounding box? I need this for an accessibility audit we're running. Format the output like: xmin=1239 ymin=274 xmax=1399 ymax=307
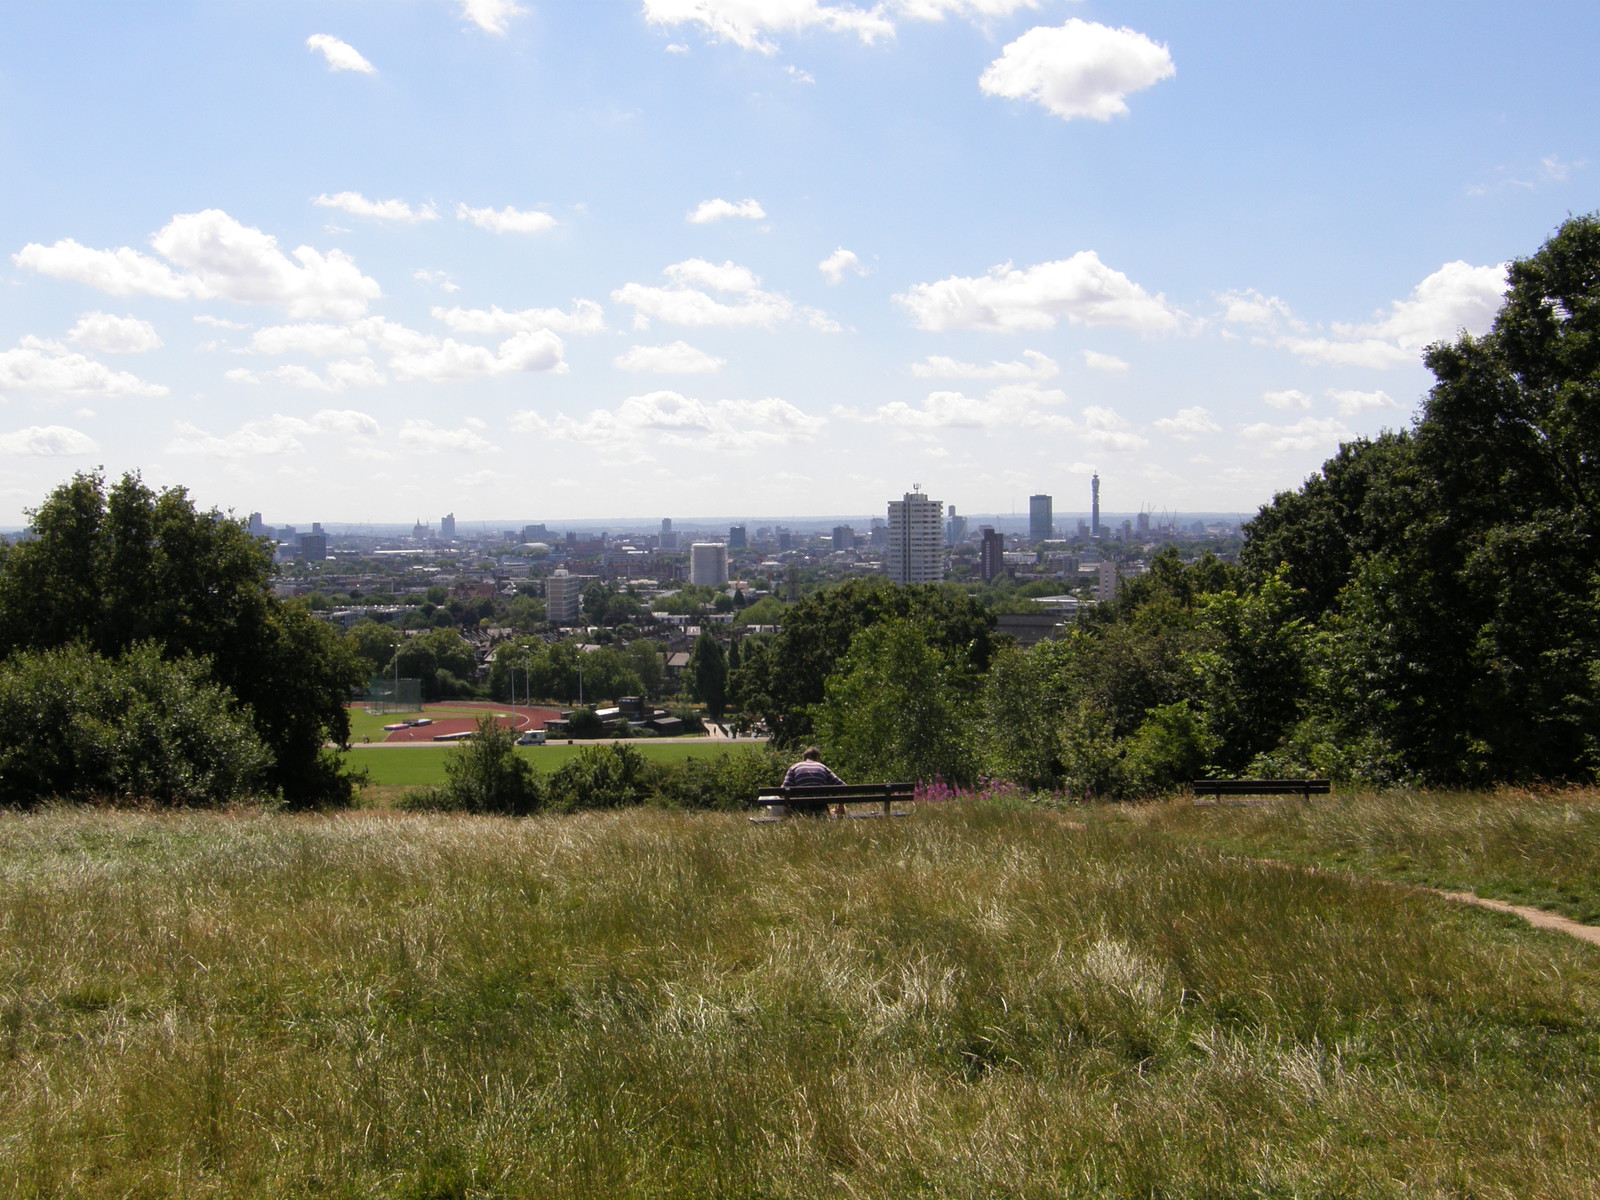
xmin=1191 ymin=779 xmax=1330 ymax=796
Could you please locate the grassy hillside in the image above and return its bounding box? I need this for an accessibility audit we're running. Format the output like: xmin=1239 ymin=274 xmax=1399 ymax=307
xmin=2 ymin=803 xmax=1598 ymax=1197
xmin=346 ymin=740 xmax=745 ymax=789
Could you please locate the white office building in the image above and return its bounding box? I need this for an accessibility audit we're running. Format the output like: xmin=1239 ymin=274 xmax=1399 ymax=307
xmin=886 ymin=487 xmax=944 ymax=584
xmin=689 ymin=542 xmax=728 ymax=588
xmin=546 ymin=568 xmax=590 ymax=624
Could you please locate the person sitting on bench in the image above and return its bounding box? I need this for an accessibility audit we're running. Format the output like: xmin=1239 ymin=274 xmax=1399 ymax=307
xmin=782 ymin=747 xmax=847 ymax=817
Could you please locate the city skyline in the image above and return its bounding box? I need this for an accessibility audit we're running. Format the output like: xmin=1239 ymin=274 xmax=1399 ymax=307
xmin=3 ymin=2 xmax=1596 ymax=526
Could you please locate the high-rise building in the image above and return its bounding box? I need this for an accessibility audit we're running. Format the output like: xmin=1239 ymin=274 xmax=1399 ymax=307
xmin=831 ymin=525 xmax=856 ymax=552
xmin=247 ymin=512 xmax=265 ymax=537
xmin=297 ymin=532 xmax=327 ymax=562
xmin=978 ymin=526 xmax=1005 ymax=583
xmin=1029 ymin=494 xmax=1053 ymax=544
xmin=946 ymin=505 xmax=968 ymax=546
xmin=1091 ymin=473 xmax=1101 ymax=538
xmin=546 ymin=569 xmax=588 ymax=624
xmin=689 ymin=542 xmax=729 ymax=587
xmin=886 ymin=487 xmax=944 ymax=584
xmin=728 ymin=524 xmax=747 ymax=550
xmin=1136 ymin=510 xmax=1150 ymax=537
xmin=660 ymin=518 xmax=678 ymax=551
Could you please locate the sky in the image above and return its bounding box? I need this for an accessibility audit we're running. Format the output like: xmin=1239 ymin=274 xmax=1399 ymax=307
xmin=2 ymin=1 xmax=1596 ymax=528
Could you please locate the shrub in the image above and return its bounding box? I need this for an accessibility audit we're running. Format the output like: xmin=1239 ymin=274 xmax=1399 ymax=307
xmin=414 ymin=715 xmax=542 ymax=815
xmin=0 ymin=642 xmax=271 ymax=808
xmin=545 ymin=744 xmax=654 ymax=812
xmin=647 ymin=745 xmax=788 ymax=810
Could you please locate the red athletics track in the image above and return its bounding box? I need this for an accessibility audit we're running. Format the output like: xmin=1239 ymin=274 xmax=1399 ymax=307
xmin=376 ymin=701 xmax=565 ymax=743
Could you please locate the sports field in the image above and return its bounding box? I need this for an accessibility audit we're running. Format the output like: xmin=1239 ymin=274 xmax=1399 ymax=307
xmin=347 ymin=738 xmax=749 ymax=788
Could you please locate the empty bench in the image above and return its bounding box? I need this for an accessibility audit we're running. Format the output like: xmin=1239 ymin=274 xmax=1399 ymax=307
xmin=752 ymin=782 xmax=916 ymax=822
xmin=1191 ymin=778 xmax=1331 ymax=803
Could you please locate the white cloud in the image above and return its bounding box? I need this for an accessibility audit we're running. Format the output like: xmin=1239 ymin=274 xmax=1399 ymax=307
xmin=399 ymin=419 xmax=496 ymax=453
xmin=413 ymin=269 xmax=460 ymax=293
xmin=612 ymin=259 xmax=797 ymax=330
xmin=641 ymin=0 xmax=894 ymax=54
xmin=389 ymin=329 xmax=567 ymax=381
xmin=459 ymin=0 xmax=525 ymax=36
xmin=818 ymin=247 xmax=868 ymax=285
xmin=13 ymin=239 xmax=197 ymax=299
xmin=839 ymin=383 xmax=1073 ymax=432
xmin=431 ymin=300 xmax=606 ymax=336
xmin=1082 ymin=349 xmax=1129 ymax=373
xmin=643 ymin=0 xmax=1040 ymax=53
xmin=1239 ymin=416 xmax=1350 ymax=455
xmin=194 ymin=314 xmax=250 ymax=330
xmin=687 ymin=197 xmax=767 ymax=224
xmin=456 ymin=203 xmax=557 ymax=234
xmin=1279 ymin=261 xmax=1508 ymax=369
xmin=0 ymin=336 xmax=168 ymax=398
xmin=1079 ymin=405 xmax=1148 ymax=452
xmin=896 ymin=251 xmax=1184 ymax=333
xmin=250 ymin=323 xmax=369 ymax=358
xmin=666 ymin=42 xmax=690 ymax=53
xmin=228 ymin=358 xmax=386 ymax=392
xmin=515 ymin=390 xmax=823 ymax=454
xmin=910 ymin=350 xmax=1058 ymax=381
xmin=166 ymin=409 xmax=380 ymax=458
xmin=313 ymin=192 xmax=438 ymax=223
xmin=16 ymin=211 xmax=382 ymax=320
xmin=615 ymin=341 xmax=727 ymax=374
xmin=786 ymin=65 xmax=815 ymax=83
xmin=1326 ymin=388 xmax=1398 ymax=418
xmin=0 ymin=425 xmax=100 ymax=456
xmin=1152 ymin=406 xmax=1220 ymax=440
xmin=1217 ymin=288 xmax=1302 ymax=331
xmin=1263 ymin=388 xmax=1312 ymax=411
xmin=307 ymin=34 xmax=375 ymax=74
xmin=979 ymin=19 xmax=1174 ymax=122
xmin=67 ymin=312 xmax=162 ymax=354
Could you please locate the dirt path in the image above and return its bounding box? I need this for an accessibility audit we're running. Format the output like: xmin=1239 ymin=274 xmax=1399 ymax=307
xmin=1434 ymin=889 xmax=1600 ymax=947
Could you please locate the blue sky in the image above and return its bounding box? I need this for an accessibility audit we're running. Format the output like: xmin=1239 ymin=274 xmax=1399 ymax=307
xmin=2 ymin=0 xmax=1595 ymax=527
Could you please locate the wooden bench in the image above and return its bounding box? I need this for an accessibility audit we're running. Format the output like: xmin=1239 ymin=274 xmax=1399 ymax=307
xmin=752 ymin=782 xmax=916 ymax=822
xmin=1191 ymin=778 xmax=1331 ymax=803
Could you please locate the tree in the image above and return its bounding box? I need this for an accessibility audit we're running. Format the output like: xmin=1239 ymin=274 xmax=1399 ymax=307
xmin=814 ymin=617 xmax=979 ymax=786
xmin=347 ymin=620 xmax=400 ymax=677
xmin=687 ymin=631 xmax=728 ymax=720
xmin=0 ymin=472 xmax=364 ymax=806
xmin=432 ymin=715 xmax=542 ymax=815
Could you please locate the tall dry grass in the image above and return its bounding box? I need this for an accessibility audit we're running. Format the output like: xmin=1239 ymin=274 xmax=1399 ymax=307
xmin=1 ymin=803 xmax=1598 ymax=1197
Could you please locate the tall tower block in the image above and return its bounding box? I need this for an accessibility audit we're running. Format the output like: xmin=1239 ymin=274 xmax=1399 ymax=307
xmin=1091 ymin=473 xmax=1101 ymax=538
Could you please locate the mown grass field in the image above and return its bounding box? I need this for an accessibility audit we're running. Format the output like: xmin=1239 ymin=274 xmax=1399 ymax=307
xmin=3 ymin=798 xmax=1599 ymax=1198
xmin=347 ymin=739 xmax=746 ymax=789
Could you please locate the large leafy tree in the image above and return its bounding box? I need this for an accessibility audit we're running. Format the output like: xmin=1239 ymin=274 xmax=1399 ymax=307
xmin=0 ymin=472 xmax=365 ymax=806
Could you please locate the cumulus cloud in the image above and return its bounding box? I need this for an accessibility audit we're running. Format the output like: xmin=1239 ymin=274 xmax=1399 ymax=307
xmin=67 ymin=312 xmax=162 ymax=354
xmin=227 ymin=358 xmax=386 ymax=393
xmin=910 ymin=350 xmax=1058 ymax=381
xmin=1263 ymin=388 xmax=1313 ymax=411
xmin=389 ymin=329 xmax=567 ymax=381
xmin=1217 ymin=288 xmax=1302 ymax=330
xmin=687 ymin=197 xmax=767 ymax=224
xmin=16 ymin=210 xmax=382 ymax=320
xmin=413 ymin=269 xmax=460 ymax=293
xmin=456 ymin=203 xmax=557 ymax=234
xmin=1326 ymin=388 xmax=1398 ymax=417
xmin=614 ymin=341 xmax=726 ymax=374
xmin=166 ymin=409 xmax=380 ymax=458
xmin=514 ymin=390 xmax=823 ymax=454
xmin=194 ymin=314 xmax=250 ymax=330
xmin=840 ymin=384 xmax=1072 ymax=432
xmin=249 ymin=322 xmax=368 ymax=358
xmin=1240 ymin=415 xmax=1350 ymax=455
xmin=460 ymin=0 xmax=525 ymax=36
xmin=897 ymin=251 xmax=1183 ymax=333
xmin=307 ymin=34 xmax=375 ymax=74
xmin=979 ymin=19 xmax=1174 ymax=121
xmin=1152 ymin=406 xmax=1220 ymax=440
xmin=1280 ymin=261 xmax=1508 ymax=369
xmin=431 ymin=300 xmax=605 ymax=336
xmin=643 ymin=0 xmax=1041 ymax=53
xmin=1082 ymin=349 xmax=1129 ymax=373
xmin=0 ymin=425 xmax=100 ymax=456
xmin=399 ymin=418 xmax=496 ymax=454
xmin=612 ymin=258 xmax=802 ymax=330
xmin=818 ymin=247 xmax=868 ymax=285
xmin=0 ymin=336 xmax=168 ymax=399
xmin=313 ymin=192 xmax=438 ymax=222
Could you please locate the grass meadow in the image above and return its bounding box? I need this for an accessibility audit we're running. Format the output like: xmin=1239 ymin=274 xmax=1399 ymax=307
xmin=3 ymin=799 xmax=1600 ymax=1197
xmin=1127 ymin=787 xmax=1600 ymax=924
